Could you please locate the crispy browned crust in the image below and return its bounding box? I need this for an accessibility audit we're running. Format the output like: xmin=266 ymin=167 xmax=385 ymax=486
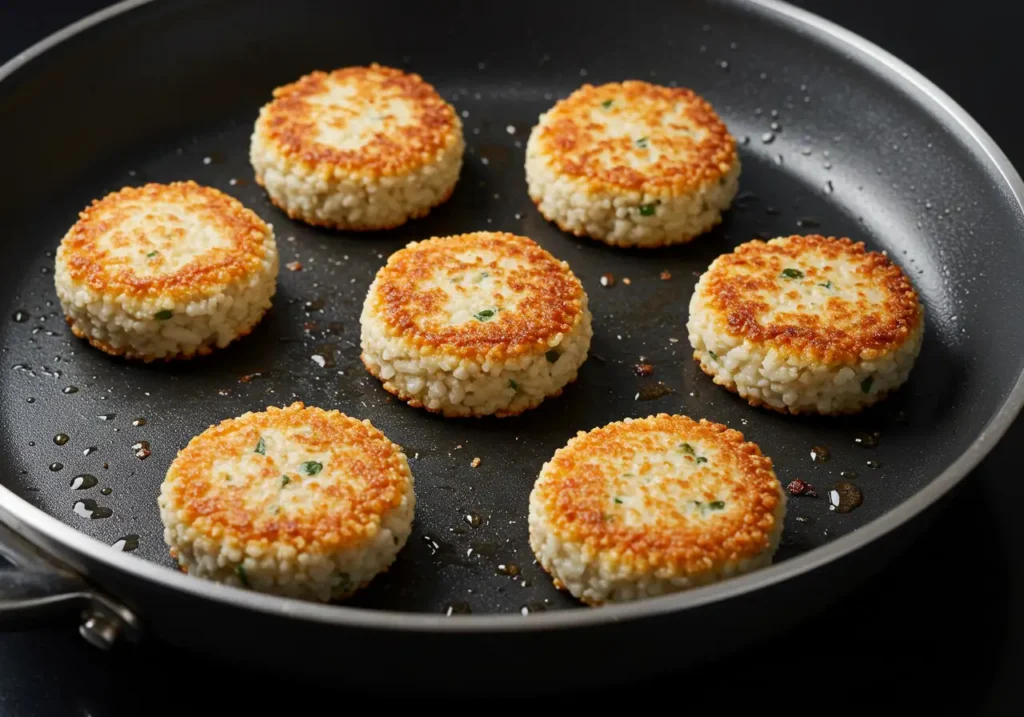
xmin=359 ymin=350 xmax=573 ymax=418
xmin=255 ymin=171 xmax=454 ymax=231
xmin=532 ymin=80 xmax=737 ymax=195
xmin=367 ymin=231 xmax=586 ymax=361
xmin=254 ymin=63 xmax=460 ymax=178
xmin=58 ymin=181 xmax=272 ymax=302
xmin=164 ymin=402 xmax=410 ymax=550
xmin=699 ymin=234 xmax=922 ymax=364
xmin=533 ymin=414 xmax=782 ymax=573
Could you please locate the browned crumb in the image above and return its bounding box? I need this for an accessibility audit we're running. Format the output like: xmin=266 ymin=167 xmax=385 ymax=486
xmin=471 ymin=457 xmax=481 ymax=468
xmin=660 ymin=270 xmax=672 ymax=281
xmin=633 ymin=363 xmax=654 ymax=377
xmin=622 ymin=277 xmax=632 ymax=286
xmin=286 ymin=261 xmax=303 ymax=271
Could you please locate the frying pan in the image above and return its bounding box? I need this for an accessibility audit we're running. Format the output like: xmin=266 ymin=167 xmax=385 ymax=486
xmin=2 ymin=0 xmax=1023 ymax=692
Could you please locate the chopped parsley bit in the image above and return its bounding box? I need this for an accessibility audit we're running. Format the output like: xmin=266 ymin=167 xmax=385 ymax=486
xmin=709 ymin=500 xmax=726 ymax=510
xmin=254 ymin=437 xmax=266 ymax=455
xmin=623 ymin=473 xmax=635 ymax=477
xmin=545 ymin=349 xmax=560 ymax=363
xmin=780 ymin=268 xmax=804 ymax=280
xmin=450 ymin=275 xmax=464 ymax=284
xmin=819 ymin=281 xmax=833 ymax=289
xmin=236 ymin=564 xmax=251 ymax=588
xmin=708 ymin=350 xmax=719 ymax=361
xmin=861 ymin=376 xmax=874 ymax=394
xmin=692 ymin=500 xmax=703 ymax=508
xmin=301 ymin=461 xmax=323 ymax=476
xmin=154 ymin=309 xmax=173 ymax=321
xmin=474 ymin=308 xmax=496 ymax=322
xmin=146 ymin=250 xmax=159 ymax=258
xmin=508 ymin=378 xmax=519 ymax=391
xmin=638 ymin=203 xmax=657 ymax=216
xmin=600 ymin=99 xmax=614 ymax=109
xmin=635 ymin=136 xmax=649 ymax=149
xmin=614 ymin=497 xmax=623 ymax=504
xmin=696 ymin=456 xmax=708 ymax=464
xmin=678 ymin=442 xmax=696 ymax=455
xmin=281 ymin=475 xmax=290 ymax=488
xmin=477 ymin=271 xmax=490 ymax=281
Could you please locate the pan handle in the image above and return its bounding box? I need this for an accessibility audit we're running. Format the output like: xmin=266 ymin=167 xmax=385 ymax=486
xmin=0 ymin=521 xmax=140 ymax=649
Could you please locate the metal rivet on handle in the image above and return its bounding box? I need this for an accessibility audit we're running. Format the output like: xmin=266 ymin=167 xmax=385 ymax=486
xmin=78 ymin=609 xmax=120 ymax=650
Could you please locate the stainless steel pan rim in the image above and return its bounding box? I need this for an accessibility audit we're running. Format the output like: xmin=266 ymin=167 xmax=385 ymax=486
xmin=1 ymin=0 xmax=1022 ymax=633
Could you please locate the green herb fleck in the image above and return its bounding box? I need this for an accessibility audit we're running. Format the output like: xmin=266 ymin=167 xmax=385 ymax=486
xmin=154 ymin=309 xmax=173 ymax=321
xmin=692 ymin=500 xmax=703 ymax=508
xmin=146 ymin=250 xmax=159 ymax=259
xmin=819 ymin=281 xmax=832 ymax=289
xmin=623 ymin=473 xmax=635 ymax=477
xmin=301 ymin=461 xmax=323 ymax=476
xmin=236 ymin=564 xmax=251 ymax=588
xmin=696 ymin=456 xmax=708 ymax=464
xmin=861 ymin=376 xmax=874 ymax=394
xmin=474 ymin=309 xmax=496 ymax=322
xmin=545 ymin=350 xmax=560 ymax=363
xmin=614 ymin=497 xmax=623 ymax=504
xmin=709 ymin=500 xmax=726 ymax=510
xmin=635 ymin=136 xmax=649 ymax=149
xmin=508 ymin=379 xmax=519 ymax=391
xmin=638 ymin=203 xmax=657 ymax=217
xmin=678 ymin=442 xmax=696 ymax=455
xmin=708 ymin=350 xmax=719 ymax=361
xmin=477 ymin=271 xmax=490 ymax=281
xmin=780 ymin=268 xmax=804 ymax=280
xmin=254 ymin=437 xmax=266 ymax=455
xmin=281 ymin=475 xmax=290 ymax=488
xmin=600 ymin=99 xmax=614 ymax=109
xmin=450 ymin=275 xmax=464 ymax=284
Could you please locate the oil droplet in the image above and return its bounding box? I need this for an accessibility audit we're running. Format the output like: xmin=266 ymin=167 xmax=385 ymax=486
xmin=828 ymin=482 xmax=863 ymax=513
xmin=132 ymin=441 xmax=151 ymax=460
xmin=865 ymin=459 xmax=881 ymax=469
xmin=761 ymin=131 xmax=775 ymax=144
xmin=303 ymin=298 xmax=325 ymax=312
xmin=840 ymin=470 xmax=858 ymax=480
xmin=854 ymin=432 xmax=879 ymax=448
xmin=62 ymin=386 xmax=79 ymax=394
xmin=520 ymin=601 xmax=548 ymax=616
xmin=467 ymin=541 xmax=498 ymax=559
xmin=132 ymin=417 xmax=147 ymax=427
xmin=83 ymin=446 xmax=98 ymax=456
xmin=497 ymin=563 xmax=521 ymax=577
xmin=464 ymin=513 xmax=482 ymax=528
xmin=809 ymin=445 xmax=830 ymax=463
xmin=49 ymin=462 xmax=63 ymax=472
xmin=796 ymin=217 xmax=820 ymax=228
xmin=70 ymin=474 xmax=98 ymax=490
xmin=53 ymin=433 xmax=69 ymax=446
xmin=25 ymin=397 xmax=34 ymax=403
xmin=12 ymin=310 xmax=29 ymax=322
xmin=73 ymin=499 xmax=113 ymax=520
xmin=444 ymin=601 xmax=471 ymax=616
xmin=98 ymin=413 xmax=116 ymax=421
xmin=100 ymin=487 xmax=112 ymax=496
xmin=112 ymin=535 xmax=139 ymax=552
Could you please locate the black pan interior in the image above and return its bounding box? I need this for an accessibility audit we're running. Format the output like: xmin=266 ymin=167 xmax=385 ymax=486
xmin=1 ymin=0 xmax=1022 ymax=616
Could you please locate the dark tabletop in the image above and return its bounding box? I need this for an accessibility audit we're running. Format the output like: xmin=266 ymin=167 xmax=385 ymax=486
xmin=2 ymin=1 xmax=1023 ymax=713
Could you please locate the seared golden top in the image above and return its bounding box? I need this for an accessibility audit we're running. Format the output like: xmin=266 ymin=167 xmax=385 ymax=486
xmin=528 ymin=80 xmax=737 ymax=195
xmin=366 ymin=232 xmax=587 ymax=360
xmin=532 ymin=414 xmax=783 ymax=573
xmin=694 ymin=234 xmax=923 ymax=363
xmin=56 ymin=181 xmax=274 ymax=302
xmin=253 ymin=63 xmax=462 ymax=178
xmin=162 ymin=402 xmax=412 ymax=552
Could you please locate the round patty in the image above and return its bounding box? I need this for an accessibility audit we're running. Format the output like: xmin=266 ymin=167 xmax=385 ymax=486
xmin=54 ymin=181 xmax=278 ymax=362
xmin=529 ymin=413 xmax=786 ymax=605
xmin=158 ymin=402 xmax=415 ymax=603
xmin=250 ymin=63 xmax=464 ymax=231
xmin=687 ymin=234 xmax=925 ymax=415
xmin=360 ymin=231 xmax=592 ymax=417
xmin=525 ymin=80 xmax=740 ymax=248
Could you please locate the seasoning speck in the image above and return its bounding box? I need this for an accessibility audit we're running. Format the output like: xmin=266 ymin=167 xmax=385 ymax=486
xmin=787 ymin=479 xmax=817 ymax=497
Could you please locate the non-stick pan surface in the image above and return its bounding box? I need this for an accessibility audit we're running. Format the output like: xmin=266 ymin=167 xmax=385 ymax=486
xmin=1 ymin=0 xmax=1023 ymax=630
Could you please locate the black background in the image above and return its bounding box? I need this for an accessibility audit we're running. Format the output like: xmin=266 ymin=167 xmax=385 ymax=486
xmin=1 ymin=0 xmax=1022 ymax=713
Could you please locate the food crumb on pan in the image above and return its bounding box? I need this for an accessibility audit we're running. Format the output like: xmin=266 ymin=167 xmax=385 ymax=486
xmin=286 ymin=261 xmax=302 ymax=272
xmin=471 ymin=457 xmax=481 ymax=468
xmin=600 ymin=273 xmax=615 ymax=287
